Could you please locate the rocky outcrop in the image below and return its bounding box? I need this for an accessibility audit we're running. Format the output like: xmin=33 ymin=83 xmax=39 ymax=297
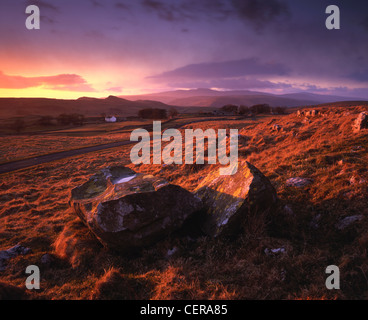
xmin=69 ymin=166 xmax=202 ymax=251
xmin=306 ymin=110 xmax=319 ymax=117
xmin=353 ymin=112 xmax=368 ymax=131
xmin=297 ymin=109 xmax=319 ymax=117
xmin=194 ymin=161 xmax=278 ymax=237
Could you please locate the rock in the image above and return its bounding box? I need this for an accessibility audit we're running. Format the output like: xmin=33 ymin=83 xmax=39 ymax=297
xmin=351 ymin=145 xmax=364 ymax=152
xmin=296 ymin=110 xmax=304 ymax=117
xmin=40 ymin=253 xmax=54 ymax=266
xmin=272 ymin=124 xmax=282 ymax=132
xmin=336 ymin=215 xmax=363 ymax=230
xmin=166 ymin=247 xmax=178 ymax=258
xmin=0 ymin=245 xmax=31 ymax=271
xmin=311 ymin=110 xmax=319 ymax=117
xmin=286 ymin=177 xmax=313 ymax=188
xmin=283 ymin=205 xmax=294 ymax=216
xmin=264 ymin=247 xmax=286 ymax=256
xmin=349 ymin=175 xmax=366 ymax=185
xmin=194 ymin=161 xmax=278 ymax=237
xmin=70 ymin=166 xmax=202 ymax=252
xmin=353 ymin=112 xmax=368 ymax=131
xmin=310 ymin=214 xmax=321 ymax=230
xmin=305 ymin=109 xmax=319 ymax=117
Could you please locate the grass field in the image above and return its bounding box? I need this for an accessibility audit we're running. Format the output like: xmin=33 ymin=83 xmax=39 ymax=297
xmin=0 ymin=116 xmax=244 ymax=164
xmin=1 ymin=106 xmax=368 ymax=299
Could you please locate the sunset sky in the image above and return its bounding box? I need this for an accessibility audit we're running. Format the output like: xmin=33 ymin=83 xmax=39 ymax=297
xmin=0 ymin=0 xmax=367 ymax=99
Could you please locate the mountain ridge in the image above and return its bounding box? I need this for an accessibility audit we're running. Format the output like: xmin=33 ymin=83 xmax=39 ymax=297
xmin=0 ymin=89 xmax=366 ymax=119
xmin=119 ymin=88 xmax=362 ymax=108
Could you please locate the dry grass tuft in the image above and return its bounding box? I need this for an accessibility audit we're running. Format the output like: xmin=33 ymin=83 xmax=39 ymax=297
xmin=53 ymin=218 xmax=102 ymax=269
xmin=0 ymin=282 xmax=30 ymax=300
xmin=91 ymin=267 xmax=152 ymax=300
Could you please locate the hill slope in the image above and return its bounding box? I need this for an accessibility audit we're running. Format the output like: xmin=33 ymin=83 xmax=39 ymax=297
xmin=0 ymin=96 xmax=176 ymax=119
xmin=120 ymin=88 xmax=362 ymax=107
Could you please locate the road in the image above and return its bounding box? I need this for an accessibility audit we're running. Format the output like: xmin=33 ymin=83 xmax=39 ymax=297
xmin=0 ymin=140 xmax=134 ymax=175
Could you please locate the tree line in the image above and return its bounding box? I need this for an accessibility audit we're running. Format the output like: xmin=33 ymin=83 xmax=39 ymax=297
xmin=138 ymin=108 xmax=178 ymax=119
xmin=10 ymin=113 xmax=85 ymax=134
xmin=221 ymin=104 xmax=286 ymax=115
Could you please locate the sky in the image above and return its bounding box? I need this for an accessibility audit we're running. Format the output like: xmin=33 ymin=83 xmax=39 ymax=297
xmin=0 ymin=0 xmax=367 ymax=99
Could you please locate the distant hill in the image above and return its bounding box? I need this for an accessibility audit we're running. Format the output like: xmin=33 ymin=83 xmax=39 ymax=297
xmin=315 ymin=100 xmax=368 ymax=108
xmin=0 ymin=96 xmax=177 ymax=119
xmin=1 ymin=89 xmax=366 ymax=119
xmin=120 ymin=88 xmax=363 ymax=108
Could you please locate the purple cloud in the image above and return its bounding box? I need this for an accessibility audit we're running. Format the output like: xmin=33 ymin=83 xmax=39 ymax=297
xmin=165 ymin=77 xmax=292 ymax=90
xmin=148 ymin=58 xmax=290 ymax=80
xmin=25 ymin=0 xmax=59 ymax=12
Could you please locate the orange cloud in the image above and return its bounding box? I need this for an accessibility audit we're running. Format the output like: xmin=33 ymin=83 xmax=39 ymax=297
xmin=0 ymin=71 xmax=95 ymax=92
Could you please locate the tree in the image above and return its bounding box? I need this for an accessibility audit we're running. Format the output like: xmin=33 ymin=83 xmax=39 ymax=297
xmin=57 ymin=114 xmax=71 ymax=125
xmin=70 ymin=113 xmax=85 ymax=126
xmin=221 ymin=104 xmax=238 ymax=114
xmin=138 ymin=108 xmax=167 ymax=119
xmin=250 ymin=104 xmax=271 ymax=114
xmin=238 ymin=105 xmax=249 ymax=115
xmin=13 ymin=119 xmax=26 ymax=133
xmin=168 ymin=108 xmax=178 ymax=118
xmin=274 ymin=106 xmax=286 ymax=115
xmin=57 ymin=113 xmax=85 ymax=126
xmin=38 ymin=115 xmax=53 ymax=126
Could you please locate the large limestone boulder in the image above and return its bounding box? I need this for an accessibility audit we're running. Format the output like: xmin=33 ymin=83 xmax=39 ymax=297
xmin=194 ymin=161 xmax=278 ymax=237
xmin=69 ymin=166 xmax=202 ymax=251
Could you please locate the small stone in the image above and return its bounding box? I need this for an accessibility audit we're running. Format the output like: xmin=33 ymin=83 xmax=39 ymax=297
xmin=351 ymin=146 xmax=364 ymax=152
xmin=40 ymin=253 xmax=54 ymax=266
xmin=166 ymin=247 xmax=178 ymax=258
xmin=310 ymin=214 xmax=321 ymax=230
xmin=286 ymin=177 xmax=313 ymax=188
xmin=0 ymin=245 xmax=31 ymax=271
xmin=336 ymin=215 xmax=363 ymax=230
xmin=264 ymin=247 xmax=286 ymax=256
xmin=350 ymin=175 xmax=367 ymax=185
xmin=272 ymin=124 xmax=282 ymax=132
xmin=283 ymin=205 xmax=294 ymax=216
